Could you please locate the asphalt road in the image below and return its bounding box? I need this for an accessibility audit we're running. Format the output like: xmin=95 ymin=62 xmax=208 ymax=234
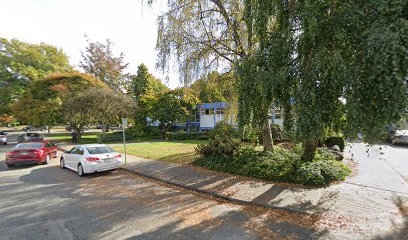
xmin=0 ymin=133 xmax=323 ymax=240
xmin=0 ymin=132 xmax=406 ymax=239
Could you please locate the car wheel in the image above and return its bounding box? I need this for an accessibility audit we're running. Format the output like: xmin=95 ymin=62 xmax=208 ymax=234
xmin=60 ymin=158 xmax=65 ymax=169
xmin=6 ymin=163 xmax=14 ymax=168
xmin=77 ymin=164 xmax=85 ymax=177
xmin=44 ymin=154 xmax=50 ymax=165
xmin=3 ymin=142 xmax=6 ymax=145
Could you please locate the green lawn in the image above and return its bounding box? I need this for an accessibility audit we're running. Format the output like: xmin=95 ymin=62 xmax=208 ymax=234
xmin=111 ymin=140 xmax=208 ymax=164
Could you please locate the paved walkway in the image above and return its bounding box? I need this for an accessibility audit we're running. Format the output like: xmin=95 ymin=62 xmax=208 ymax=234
xmin=121 ymin=142 xmax=408 ymax=238
xmin=58 ymin=140 xmax=407 ymax=238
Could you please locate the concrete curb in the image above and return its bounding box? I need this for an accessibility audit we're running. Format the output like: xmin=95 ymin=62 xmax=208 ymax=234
xmin=120 ymin=166 xmax=307 ymax=215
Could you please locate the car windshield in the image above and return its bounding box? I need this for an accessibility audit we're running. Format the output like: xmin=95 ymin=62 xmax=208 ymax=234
xmin=0 ymin=132 xmax=5 ymax=135
xmin=87 ymin=146 xmax=115 ymax=154
xmin=15 ymin=143 xmax=43 ymax=149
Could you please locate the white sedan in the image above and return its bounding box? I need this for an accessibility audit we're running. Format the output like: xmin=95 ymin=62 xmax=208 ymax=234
xmin=60 ymin=144 xmax=123 ymax=176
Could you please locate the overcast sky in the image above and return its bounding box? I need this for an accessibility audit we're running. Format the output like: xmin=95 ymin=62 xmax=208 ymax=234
xmin=0 ymin=0 xmax=180 ymax=88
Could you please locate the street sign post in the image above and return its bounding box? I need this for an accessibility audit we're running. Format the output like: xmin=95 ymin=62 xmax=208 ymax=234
xmin=122 ymin=118 xmax=128 ymax=165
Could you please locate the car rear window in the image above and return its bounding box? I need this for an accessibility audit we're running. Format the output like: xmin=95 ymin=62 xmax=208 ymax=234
xmin=27 ymin=133 xmax=41 ymax=137
xmin=15 ymin=143 xmax=44 ymax=149
xmin=87 ymin=146 xmax=115 ymax=154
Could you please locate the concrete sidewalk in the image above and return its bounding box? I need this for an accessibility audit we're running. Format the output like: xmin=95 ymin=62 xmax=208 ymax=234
xmin=120 ymin=146 xmax=408 ymax=238
xmin=121 ymin=146 xmax=405 ymax=204
xmin=55 ymin=140 xmax=407 ymax=238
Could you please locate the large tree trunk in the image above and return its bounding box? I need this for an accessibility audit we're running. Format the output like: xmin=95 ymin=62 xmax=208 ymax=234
xmin=302 ymin=140 xmax=318 ymax=162
xmin=47 ymin=126 xmax=51 ymax=134
xmin=74 ymin=127 xmax=82 ymax=140
xmin=263 ymin=117 xmax=274 ymax=152
xmin=102 ymin=123 xmax=108 ymax=138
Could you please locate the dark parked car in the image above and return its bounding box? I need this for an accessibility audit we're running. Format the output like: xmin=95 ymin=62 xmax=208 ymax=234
xmin=65 ymin=126 xmax=89 ymax=132
xmin=0 ymin=131 xmax=7 ymax=145
xmin=388 ymin=129 xmax=408 ymax=145
xmin=22 ymin=126 xmax=47 ymax=132
xmin=17 ymin=133 xmax=44 ymax=143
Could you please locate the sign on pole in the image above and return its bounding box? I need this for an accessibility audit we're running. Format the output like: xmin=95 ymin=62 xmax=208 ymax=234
xmin=122 ymin=118 xmax=128 ymax=128
xmin=122 ymin=118 xmax=128 ymax=165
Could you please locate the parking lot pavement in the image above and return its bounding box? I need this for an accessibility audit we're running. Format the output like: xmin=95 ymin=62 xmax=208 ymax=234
xmin=0 ymin=142 xmax=327 ymax=240
xmin=0 ymin=132 xmax=406 ymax=239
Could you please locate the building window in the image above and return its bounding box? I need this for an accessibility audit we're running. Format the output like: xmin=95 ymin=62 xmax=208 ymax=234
xmin=205 ymin=109 xmax=210 ymax=115
xmin=274 ymin=108 xmax=282 ymax=119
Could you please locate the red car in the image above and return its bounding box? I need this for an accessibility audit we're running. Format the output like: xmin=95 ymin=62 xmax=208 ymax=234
xmin=5 ymin=141 xmax=59 ymax=168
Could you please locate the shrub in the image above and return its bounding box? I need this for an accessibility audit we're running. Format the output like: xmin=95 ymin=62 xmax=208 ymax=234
xmin=195 ymin=142 xmax=351 ymax=186
xmin=209 ymin=122 xmax=240 ymax=139
xmin=97 ymin=131 xmax=133 ymax=143
xmin=165 ymin=132 xmax=209 ymax=141
xmin=239 ymin=125 xmax=261 ymax=144
xmin=271 ymin=124 xmax=288 ymax=142
xmin=125 ymin=125 xmax=145 ymax=137
xmin=295 ymin=160 xmax=351 ymax=186
xmin=144 ymin=126 xmax=161 ymax=137
xmin=325 ymin=136 xmax=345 ymax=151
xmin=196 ymin=136 xmax=241 ymax=160
xmin=196 ymin=123 xmax=241 ymax=160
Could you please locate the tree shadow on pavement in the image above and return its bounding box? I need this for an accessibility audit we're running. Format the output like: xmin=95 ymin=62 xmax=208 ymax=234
xmin=0 ymin=160 xmax=39 ymax=172
xmin=373 ymin=196 xmax=408 ymax=240
xmin=0 ymin=164 xmax=332 ymax=239
xmin=125 ymin=158 xmax=335 ymax=214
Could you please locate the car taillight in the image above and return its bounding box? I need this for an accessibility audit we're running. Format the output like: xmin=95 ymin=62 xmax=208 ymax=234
xmin=6 ymin=151 xmax=15 ymax=156
xmin=86 ymin=157 xmax=100 ymax=161
xmin=115 ymin=154 xmax=121 ymax=159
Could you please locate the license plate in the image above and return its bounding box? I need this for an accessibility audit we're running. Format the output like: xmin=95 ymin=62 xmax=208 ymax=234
xmin=20 ymin=152 xmax=28 ymax=155
xmin=103 ymin=158 xmax=113 ymax=163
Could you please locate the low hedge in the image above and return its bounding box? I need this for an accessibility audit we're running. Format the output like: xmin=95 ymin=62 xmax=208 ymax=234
xmin=97 ymin=132 xmax=133 ymax=143
xmin=97 ymin=125 xmax=162 ymax=143
xmin=325 ymin=136 xmax=345 ymax=152
xmin=165 ymin=132 xmax=209 ymax=141
xmin=194 ymin=144 xmax=351 ymax=186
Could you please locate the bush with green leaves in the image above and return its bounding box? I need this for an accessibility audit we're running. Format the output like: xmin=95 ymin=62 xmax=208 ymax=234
xmin=296 ymin=160 xmax=350 ymax=186
xmin=271 ymin=124 xmax=288 ymax=142
xmin=195 ymin=142 xmax=351 ymax=186
xmin=96 ymin=125 xmax=162 ymax=143
xmin=125 ymin=125 xmax=145 ymax=137
xmin=196 ymin=123 xmax=241 ymax=160
xmin=165 ymin=131 xmax=209 ymax=141
xmin=144 ymin=126 xmax=161 ymax=137
xmin=325 ymin=136 xmax=345 ymax=152
xmin=239 ymin=124 xmax=260 ymax=144
xmin=96 ymin=131 xmax=134 ymax=143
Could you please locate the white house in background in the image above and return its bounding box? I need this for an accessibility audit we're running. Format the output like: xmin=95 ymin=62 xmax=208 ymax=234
xmin=147 ymin=101 xmax=283 ymax=132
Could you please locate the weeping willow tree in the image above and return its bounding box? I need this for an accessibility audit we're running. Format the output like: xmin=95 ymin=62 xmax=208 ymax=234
xmin=345 ymin=0 xmax=408 ymax=141
xmin=238 ymin=0 xmax=297 ymax=151
xmin=155 ymin=0 xmax=248 ymax=83
xmin=242 ymin=0 xmax=407 ymax=161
